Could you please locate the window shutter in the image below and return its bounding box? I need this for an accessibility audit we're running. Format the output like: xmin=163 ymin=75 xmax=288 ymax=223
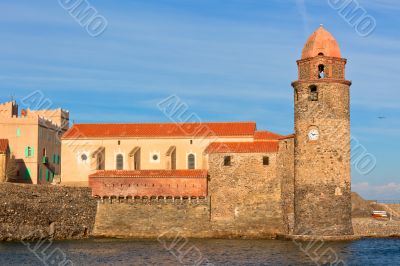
xmin=31 ymin=147 xmax=34 ymax=157
xmin=46 ymin=169 xmax=49 ymax=182
xmin=25 ymin=147 xmax=29 ymax=158
xmin=39 ymin=168 xmax=42 ymax=181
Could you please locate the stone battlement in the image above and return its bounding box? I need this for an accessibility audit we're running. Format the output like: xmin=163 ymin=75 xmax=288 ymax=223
xmin=96 ymin=195 xmax=209 ymax=205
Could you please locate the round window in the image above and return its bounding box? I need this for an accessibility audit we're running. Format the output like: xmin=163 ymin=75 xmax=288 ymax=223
xmin=81 ymin=154 xmax=88 ymax=161
xmin=152 ymin=154 xmax=158 ymax=161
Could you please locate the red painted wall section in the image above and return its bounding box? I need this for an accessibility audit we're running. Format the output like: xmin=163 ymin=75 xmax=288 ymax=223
xmin=89 ymin=177 xmax=208 ymax=197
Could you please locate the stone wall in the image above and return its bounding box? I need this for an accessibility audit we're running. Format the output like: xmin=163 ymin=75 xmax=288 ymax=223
xmin=0 ymin=183 xmax=96 ymax=241
xmin=207 ymin=152 xmax=284 ymax=236
xmin=93 ymin=197 xmax=281 ymax=239
xmin=353 ymin=218 xmax=400 ymax=237
xmin=93 ymin=198 xmax=212 ymax=238
xmin=278 ymin=137 xmax=295 ymax=234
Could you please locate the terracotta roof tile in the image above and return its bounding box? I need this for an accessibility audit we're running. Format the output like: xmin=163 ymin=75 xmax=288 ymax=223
xmin=205 ymin=141 xmax=279 ymax=154
xmin=62 ymin=122 xmax=256 ymax=139
xmin=278 ymin=134 xmax=295 ymax=140
xmin=254 ymin=131 xmax=284 ymax=141
xmin=89 ymin=170 xmax=208 ymax=178
xmin=0 ymin=139 xmax=9 ymax=153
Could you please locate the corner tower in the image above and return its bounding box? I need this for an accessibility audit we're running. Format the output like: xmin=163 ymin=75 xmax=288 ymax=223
xmin=292 ymin=25 xmax=353 ymax=236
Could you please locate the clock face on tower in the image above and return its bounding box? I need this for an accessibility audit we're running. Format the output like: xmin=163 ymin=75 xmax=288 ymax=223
xmin=308 ymin=128 xmax=320 ymax=141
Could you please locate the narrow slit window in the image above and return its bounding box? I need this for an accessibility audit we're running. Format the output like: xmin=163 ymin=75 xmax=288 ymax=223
xmin=224 ymin=156 xmax=231 ymax=166
xmin=263 ymin=156 xmax=269 ymax=166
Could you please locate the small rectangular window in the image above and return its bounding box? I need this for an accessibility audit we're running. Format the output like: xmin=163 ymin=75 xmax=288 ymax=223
xmin=263 ymin=156 xmax=269 ymax=166
xmin=224 ymin=156 xmax=231 ymax=166
xmin=16 ymin=128 xmax=21 ymax=137
xmin=25 ymin=146 xmax=34 ymax=158
xmin=309 ymin=85 xmax=318 ymax=101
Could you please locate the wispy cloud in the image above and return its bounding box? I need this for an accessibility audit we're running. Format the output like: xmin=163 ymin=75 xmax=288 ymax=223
xmin=353 ymin=182 xmax=400 ymax=200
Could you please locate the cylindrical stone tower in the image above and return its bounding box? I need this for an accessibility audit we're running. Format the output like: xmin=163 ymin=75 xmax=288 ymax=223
xmin=292 ymin=25 xmax=354 ymax=236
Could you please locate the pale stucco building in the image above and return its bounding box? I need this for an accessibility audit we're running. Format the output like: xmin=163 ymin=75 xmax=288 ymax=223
xmin=0 ymin=101 xmax=69 ymax=184
xmin=60 ymin=122 xmax=282 ymax=187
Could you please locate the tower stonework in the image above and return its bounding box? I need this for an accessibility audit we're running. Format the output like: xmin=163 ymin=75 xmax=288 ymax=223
xmin=292 ymin=26 xmax=354 ymax=236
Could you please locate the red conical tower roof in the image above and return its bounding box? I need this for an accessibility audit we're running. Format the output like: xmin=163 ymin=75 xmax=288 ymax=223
xmin=301 ymin=25 xmax=341 ymax=59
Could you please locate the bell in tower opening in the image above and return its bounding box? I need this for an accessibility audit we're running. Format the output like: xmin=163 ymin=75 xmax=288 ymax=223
xmin=292 ymin=25 xmax=354 ymax=236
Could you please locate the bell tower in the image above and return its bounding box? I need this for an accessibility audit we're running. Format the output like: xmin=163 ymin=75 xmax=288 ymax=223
xmin=292 ymin=25 xmax=353 ymax=236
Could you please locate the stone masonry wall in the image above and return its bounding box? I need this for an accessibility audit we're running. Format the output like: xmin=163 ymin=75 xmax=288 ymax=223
xmin=278 ymin=137 xmax=295 ymax=235
xmin=0 ymin=183 xmax=96 ymax=241
xmin=93 ymin=198 xmax=212 ymax=238
xmin=207 ymin=152 xmax=284 ymax=236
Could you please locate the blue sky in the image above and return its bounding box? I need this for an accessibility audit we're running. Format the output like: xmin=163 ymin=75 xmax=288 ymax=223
xmin=0 ymin=0 xmax=399 ymax=199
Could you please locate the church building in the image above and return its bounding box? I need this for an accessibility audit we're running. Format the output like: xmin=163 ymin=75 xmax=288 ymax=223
xmin=60 ymin=25 xmax=353 ymax=237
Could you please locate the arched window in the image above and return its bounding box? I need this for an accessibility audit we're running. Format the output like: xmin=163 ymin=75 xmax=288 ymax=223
xmin=309 ymin=85 xmax=318 ymax=101
xmin=116 ymin=154 xmax=124 ymax=170
xmin=318 ymin=64 xmax=325 ymax=79
xmin=187 ymin=154 xmax=195 ymax=169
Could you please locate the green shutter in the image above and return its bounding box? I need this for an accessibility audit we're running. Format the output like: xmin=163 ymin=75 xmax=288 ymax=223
xmin=57 ymin=155 xmax=60 ymax=164
xmin=46 ymin=169 xmax=49 ymax=182
xmin=31 ymin=147 xmax=34 ymax=157
xmin=39 ymin=168 xmax=42 ymax=181
xmin=25 ymin=147 xmax=29 ymax=158
xmin=16 ymin=128 xmax=21 ymax=137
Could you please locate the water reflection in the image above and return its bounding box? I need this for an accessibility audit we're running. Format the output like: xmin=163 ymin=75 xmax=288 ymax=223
xmin=0 ymin=238 xmax=399 ymax=265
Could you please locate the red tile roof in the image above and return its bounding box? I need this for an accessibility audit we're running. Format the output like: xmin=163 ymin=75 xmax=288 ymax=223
xmin=62 ymin=122 xmax=256 ymax=139
xmin=89 ymin=170 xmax=208 ymax=178
xmin=279 ymin=134 xmax=295 ymax=140
xmin=0 ymin=139 xmax=9 ymax=153
xmin=254 ymin=130 xmax=284 ymax=141
xmin=205 ymin=141 xmax=279 ymax=154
